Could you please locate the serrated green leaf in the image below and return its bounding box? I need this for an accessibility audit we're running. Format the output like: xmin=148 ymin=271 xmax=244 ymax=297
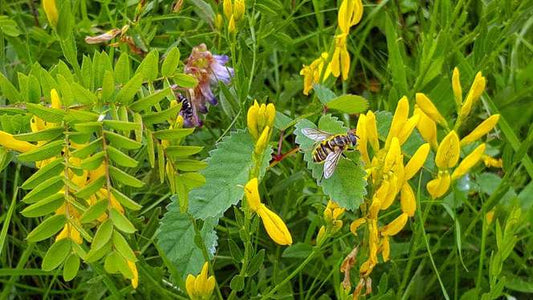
xmin=80 ymin=152 xmax=105 ymax=170
xmin=17 ymin=140 xmax=63 ymax=162
xmin=115 ymin=73 xmax=143 ymax=104
xmin=113 ymin=230 xmax=137 ymax=261
xmin=26 ymin=214 xmax=67 ymax=242
xmin=75 ymin=176 xmax=105 ymax=198
xmin=105 ymin=131 xmax=142 ymax=150
xmin=153 ymin=128 xmax=194 ymax=140
xmin=137 ymin=50 xmax=159 ymax=81
xmin=63 ymin=254 xmax=80 ymax=281
xmin=165 ymin=145 xmax=204 ymax=158
xmin=109 ymin=208 xmax=136 ymax=233
xmin=130 ymin=87 xmax=173 ymax=112
xmin=173 ymin=73 xmax=198 ymax=88
xmin=294 ymin=115 xmax=367 ymax=210
xmin=21 ymin=158 xmax=63 ymax=189
xmin=71 ymin=138 xmax=102 ymax=159
xmin=107 ymin=146 xmax=138 ymax=168
xmin=13 ymin=127 xmax=63 ymax=142
xmin=325 ymin=95 xmax=369 ymax=114
xmin=111 ymin=188 xmax=142 ymax=211
xmin=189 ymin=130 xmax=272 ymax=219
xmin=161 ymin=47 xmax=180 ymax=77
xmin=103 ymin=121 xmax=141 ymax=132
xmin=21 ymin=193 xmax=64 ymax=217
xmin=42 ymin=239 xmax=71 ymax=271
xmin=80 ymin=199 xmax=108 ymax=223
xmin=142 ymin=104 xmax=182 ymax=125
xmin=92 ymin=219 xmax=113 ymax=251
xmin=109 ymin=166 xmax=144 ymax=188
xmin=157 ymin=206 xmax=218 ymax=278
xmin=23 ymin=176 xmax=64 ymax=203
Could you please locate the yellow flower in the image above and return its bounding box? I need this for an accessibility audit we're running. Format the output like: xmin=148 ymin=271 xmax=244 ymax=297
xmin=244 ymin=178 xmax=261 ymax=211
xmin=186 ymin=262 xmax=216 ymax=300
xmin=127 ymin=260 xmax=139 ymax=289
xmin=414 ymin=106 xmax=438 ymax=148
xmin=435 ymin=131 xmax=460 ymax=169
xmin=451 ymin=143 xmax=486 ymax=180
xmin=452 ymin=67 xmax=462 ymax=107
xmin=365 ymin=111 xmax=379 ymax=152
xmin=228 ymin=15 xmax=236 ymax=33
xmin=338 ymin=0 xmax=364 ymax=33
xmin=300 ymin=53 xmax=329 ymax=95
xmin=0 ymin=131 xmax=37 ymax=153
xmin=254 ymin=126 xmax=271 ymax=155
xmin=458 ymin=72 xmax=486 ymax=121
xmin=350 ymin=218 xmax=366 ymax=235
xmin=486 ymin=210 xmax=495 ymax=224
xmin=223 ymin=0 xmax=233 ymax=19
xmin=356 ymin=114 xmax=369 ymax=164
xmin=427 ymin=171 xmax=451 ymax=199
xmin=233 ymin=0 xmax=245 ymax=21
xmin=56 ymin=223 xmax=83 ymax=244
xmin=415 ymin=93 xmax=447 ymax=127
xmin=247 ymin=100 xmax=275 ymax=140
xmin=483 ymin=155 xmax=503 ymax=168
xmin=324 ymin=200 xmax=345 ymax=222
xmin=385 ymin=97 xmax=409 ymax=148
xmin=460 ymin=114 xmax=500 ymax=146
xmin=404 ymin=143 xmax=430 ymax=180
xmin=381 ymin=236 xmax=390 ymax=262
xmin=214 ymin=13 xmax=223 ymax=31
xmin=400 ymin=183 xmax=416 ymax=217
xmin=51 ymin=88 xmax=62 ymax=109
xmin=380 ymin=213 xmax=408 ymax=236
xmin=328 ymin=34 xmax=350 ymax=80
xmin=43 ymin=0 xmax=58 ymax=27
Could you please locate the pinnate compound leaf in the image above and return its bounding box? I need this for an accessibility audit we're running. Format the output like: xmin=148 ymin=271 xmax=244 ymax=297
xmin=294 ymin=114 xmax=367 ymax=210
xmin=188 ymin=130 xmax=272 ymax=219
xmin=157 ymin=205 xmax=218 ymax=278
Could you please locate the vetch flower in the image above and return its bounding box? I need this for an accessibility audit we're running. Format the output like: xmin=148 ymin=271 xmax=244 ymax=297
xmin=0 ymin=131 xmax=37 ymax=153
xmin=299 ymin=53 xmax=329 ymax=95
xmin=247 ymin=100 xmax=275 ymax=141
xmin=244 ymin=178 xmax=292 ymax=245
xmin=460 ymin=114 xmax=500 ymax=146
xmin=233 ymin=0 xmax=245 ymax=21
xmin=184 ymin=44 xmax=234 ymax=126
xmin=317 ymin=200 xmax=345 ymax=245
xmin=338 ymin=0 xmax=363 ymax=34
xmin=185 ymin=262 xmax=216 ymax=300
xmin=329 ymin=34 xmax=350 ymax=80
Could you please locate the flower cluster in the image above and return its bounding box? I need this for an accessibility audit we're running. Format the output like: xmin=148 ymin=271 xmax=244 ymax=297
xmin=415 ymin=68 xmax=500 ymax=199
xmin=300 ymin=0 xmax=363 ymax=95
xmin=184 ymin=44 xmax=234 ymax=127
xmin=316 ymin=200 xmax=345 ymax=246
xmin=221 ymin=0 xmax=245 ymax=33
xmin=185 ymin=262 xmax=216 ymax=300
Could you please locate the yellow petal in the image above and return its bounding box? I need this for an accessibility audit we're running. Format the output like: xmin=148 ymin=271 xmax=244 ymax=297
xmin=228 ymin=14 xmax=236 ymax=33
xmin=341 ymin=47 xmax=350 ymax=81
xmin=43 ymin=0 xmax=58 ymax=26
xmin=127 ymin=260 xmax=139 ymax=289
xmin=384 ymin=137 xmax=401 ymax=173
xmin=397 ymin=114 xmax=420 ymax=145
xmin=233 ymin=0 xmax=245 ymax=20
xmin=366 ymin=111 xmax=379 ymax=152
xmin=244 ymin=178 xmax=261 ymax=212
xmin=356 ymin=114 xmax=369 ymax=165
xmin=254 ymin=126 xmax=271 ymax=155
xmin=386 ymin=97 xmax=409 ymax=147
xmin=265 ymin=103 xmax=276 ymax=129
xmin=214 ymin=13 xmax=223 ymax=31
xmin=351 ymin=0 xmax=364 ymax=26
xmin=223 ymin=0 xmax=233 ymax=19
xmin=205 ymin=276 xmax=216 ymax=297
xmin=257 ymin=204 xmax=293 ymax=245
xmin=414 ymin=106 xmax=438 ymax=148
xmin=404 ymin=143 xmax=430 ymax=180
xmin=400 ymin=183 xmax=416 ymax=217
xmin=451 ymin=143 xmax=486 ymax=180
xmin=350 ymin=218 xmax=366 ymax=235
xmin=337 ymin=0 xmax=354 ymax=33
xmin=382 ymin=236 xmax=390 ymax=262
xmin=460 ymin=115 xmax=500 ymax=146
xmin=329 ymin=48 xmax=341 ymax=78
xmin=415 ymin=93 xmax=447 ymax=126
xmin=247 ymin=101 xmax=259 ymax=140
xmin=185 ymin=274 xmax=196 ymax=297
xmin=380 ymin=213 xmax=408 ymax=236
xmin=435 ymin=131 xmax=460 ymax=169
xmin=50 ymin=89 xmax=62 ymax=109
xmin=426 ymin=172 xmax=451 ymax=199
xmin=452 ymin=67 xmax=462 ymax=107
xmin=380 ymin=175 xmax=398 ymax=210
xmin=483 ymin=155 xmax=503 ymax=168
xmin=0 ymin=131 xmax=37 ymax=153
xmin=459 ymin=72 xmax=486 ymax=120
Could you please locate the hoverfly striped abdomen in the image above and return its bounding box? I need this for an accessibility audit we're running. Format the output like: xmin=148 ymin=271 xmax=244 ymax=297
xmin=177 ymin=94 xmax=194 ymax=122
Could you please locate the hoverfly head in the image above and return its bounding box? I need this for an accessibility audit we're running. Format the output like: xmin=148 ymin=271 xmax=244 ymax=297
xmin=347 ymin=129 xmax=359 ymax=147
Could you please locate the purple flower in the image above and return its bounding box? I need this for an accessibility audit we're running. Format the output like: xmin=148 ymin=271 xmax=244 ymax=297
xmin=182 ymin=44 xmax=234 ymax=127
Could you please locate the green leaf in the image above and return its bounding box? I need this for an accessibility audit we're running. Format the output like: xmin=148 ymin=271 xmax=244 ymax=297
xmin=313 ymin=84 xmax=336 ymax=103
xmin=26 ymin=214 xmax=67 ymax=242
xmin=189 ymin=130 xmax=272 ymax=219
xmin=115 ymin=73 xmax=143 ymax=105
xmin=71 ymin=82 xmax=98 ymax=104
xmin=111 ymin=188 xmax=142 ymax=211
xmin=165 ymin=145 xmax=204 ymax=158
xmin=230 ymin=275 xmax=245 ymax=292
xmin=23 ymin=176 xmax=64 ymax=203
xmin=114 ymin=52 xmax=131 ymax=84
xmin=80 ymin=199 xmax=108 ymax=223
xmin=137 ymin=50 xmax=159 ymax=81
xmin=173 ymin=73 xmax=198 ymax=88
xmin=85 ymin=238 xmax=112 ymax=263
xmin=42 ymin=239 xmax=71 ymax=271
xmin=153 ymin=128 xmax=194 ymax=140
xmin=107 ymin=146 xmax=138 ymax=168
xmin=71 ymin=138 xmax=102 ymax=159
xmin=129 ymin=88 xmax=173 ymax=112
xmin=157 ymin=206 xmax=218 ymax=278
xmin=109 ymin=208 xmax=136 ymax=233
xmin=105 ymin=131 xmax=142 ymax=150
xmin=80 ymin=152 xmax=105 ymax=170
xmin=294 ymin=115 xmax=367 ymax=210
xmin=102 ymin=70 xmax=115 ymax=101
xmin=25 ymin=104 xmax=65 ymax=123
xmin=21 ymin=157 xmax=63 ymax=189
xmin=13 ymin=127 xmax=63 ymax=142
xmin=75 ymin=176 xmax=105 ymax=198
xmin=103 ymin=121 xmax=141 ymax=132
xmin=109 ymin=166 xmax=144 ymax=188
xmin=113 ymin=230 xmax=137 ymax=261
xmin=174 ymin=159 xmax=208 ymax=172
xmin=74 ymin=121 xmax=102 ymax=133
xmin=0 ymin=72 xmax=22 ymax=102
xmin=385 ymin=13 xmax=408 ymax=95
xmin=161 ymin=47 xmax=180 ymax=77
xmin=17 ymin=140 xmax=63 ymax=162
xmin=21 ymin=193 xmax=64 ymax=218
xmin=92 ymin=219 xmax=113 ymax=251
xmin=142 ymin=105 xmax=182 ymax=125
xmin=324 ymin=95 xmax=369 ymax=114
xmin=63 ymin=254 xmax=80 ymax=281
xmin=179 ymin=173 xmax=206 ymax=189
xmin=246 ymin=249 xmax=265 ymax=277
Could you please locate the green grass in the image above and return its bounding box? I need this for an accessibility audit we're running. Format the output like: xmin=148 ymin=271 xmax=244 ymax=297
xmin=1 ymin=0 xmax=532 ymax=299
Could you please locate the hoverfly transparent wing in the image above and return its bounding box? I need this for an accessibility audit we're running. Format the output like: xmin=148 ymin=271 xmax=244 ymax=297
xmin=301 ymin=128 xmax=332 ymax=142
xmin=323 ymin=149 xmax=343 ymax=179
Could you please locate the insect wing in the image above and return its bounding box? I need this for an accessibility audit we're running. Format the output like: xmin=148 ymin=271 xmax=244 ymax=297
xmin=301 ymin=128 xmax=332 ymax=142
xmin=323 ymin=149 xmax=343 ymax=179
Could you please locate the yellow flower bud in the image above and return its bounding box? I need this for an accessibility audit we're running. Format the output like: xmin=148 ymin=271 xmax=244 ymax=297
xmin=223 ymin=0 xmax=233 ymax=19
xmin=486 ymin=210 xmax=495 ymax=225
xmin=414 ymin=106 xmax=438 ymax=148
xmin=338 ymin=0 xmax=363 ymax=33
xmin=257 ymin=204 xmax=293 ymax=245
xmin=233 ymin=0 xmax=245 ymax=21
xmin=415 ymin=93 xmax=447 ymax=127
xmin=50 ymin=88 xmax=61 ymax=109
xmin=382 ymin=236 xmax=390 ymax=262
xmin=404 ymin=143 xmax=430 ymax=181
xmin=254 ymin=126 xmax=271 ymax=155
xmin=43 ymin=0 xmax=58 ymax=27
xmin=247 ymin=100 xmax=260 ymax=139
xmin=435 ymin=131 xmax=460 ymax=169
xmin=460 ymin=114 xmax=500 ymax=146
xmin=380 ymin=213 xmax=408 ymax=236
xmin=350 ymin=218 xmax=366 ymax=235
xmin=228 ymin=14 xmax=236 ymax=33
xmin=386 ymin=97 xmax=409 ymax=147
xmin=265 ymin=103 xmax=276 ymax=129
xmin=366 ymin=111 xmax=379 ymax=152
xmin=0 ymin=131 xmax=37 ymax=153
xmin=356 ymin=114 xmax=369 ymax=165
xmin=127 ymin=260 xmax=139 ymax=289
xmin=186 ymin=262 xmax=216 ymax=299
xmin=451 ymin=143 xmax=486 ymax=180
xmin=214 ymin=13 xmax=223 ymax=31
xmin=459 ymin=72 xmax=486 ymax=120
xmin=427 ymin=171 xmax=451 ymax=199
xmin=397 ymin=114 xmax=420 ymax=145
xmin=400 ymin=183 xmax=416 ymax=217
xmin=316 ymin=225 xmax=327 ymax=245
xmin=452 ymin=67 xmax=462 ymax=107
xmin=244 ymin=178 xmax=261 ymax=212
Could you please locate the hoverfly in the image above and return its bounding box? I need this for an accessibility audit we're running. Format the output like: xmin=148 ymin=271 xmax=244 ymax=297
xmin=301 ymin=128 xmax=359 ymax=179
xmin=177 ymin=93 xmax=194 ymax=124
